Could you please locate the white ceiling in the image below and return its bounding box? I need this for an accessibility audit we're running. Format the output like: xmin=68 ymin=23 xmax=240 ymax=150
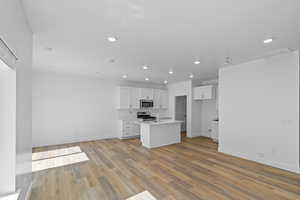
xmin=22 ymin=0 xmax=300 ymax=83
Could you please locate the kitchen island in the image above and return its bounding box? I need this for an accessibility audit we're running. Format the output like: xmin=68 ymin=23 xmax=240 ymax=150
xmin=138 ymin=120 xmax=182 ymax=148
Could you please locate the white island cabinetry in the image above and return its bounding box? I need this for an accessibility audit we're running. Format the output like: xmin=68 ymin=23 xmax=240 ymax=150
xmin=139 ymin=120 xmax=182 ymax=148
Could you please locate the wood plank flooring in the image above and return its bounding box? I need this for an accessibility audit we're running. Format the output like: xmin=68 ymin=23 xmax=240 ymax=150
xmin=31 ymin=136 xmax=300 ymax=200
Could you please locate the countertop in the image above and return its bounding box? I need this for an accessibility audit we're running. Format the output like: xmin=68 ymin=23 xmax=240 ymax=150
xmin=137 ymin=120 xmax=183 ymax=125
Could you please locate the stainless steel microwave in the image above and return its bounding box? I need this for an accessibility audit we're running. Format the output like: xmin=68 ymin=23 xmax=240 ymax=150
xmin=140 ymin=99 xmax=154 ymax=108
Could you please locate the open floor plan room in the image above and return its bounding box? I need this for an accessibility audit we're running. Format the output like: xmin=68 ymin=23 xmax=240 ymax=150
xmin=1 ymin=0 xmax=300 ymax=200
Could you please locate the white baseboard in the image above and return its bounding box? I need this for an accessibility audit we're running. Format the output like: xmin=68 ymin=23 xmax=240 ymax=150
xmin=200 ymin=132 xmax=211 ymax=138
xmin=187 ymin=132 xmax=202 ymax=138
xmin=219 ymin=147 xmax=300 ymax=174
xmin=119 ymin=135 xmax=140 ymax=139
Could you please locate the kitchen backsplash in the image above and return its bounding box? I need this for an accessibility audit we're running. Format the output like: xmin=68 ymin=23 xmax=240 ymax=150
xmin=117 ymin=109 xmax=169 ymax=120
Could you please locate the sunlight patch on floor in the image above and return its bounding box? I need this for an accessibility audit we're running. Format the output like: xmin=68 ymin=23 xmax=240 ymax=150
xmin=32 ymin=146 xmax=82 ymax=161
xmin=32 ymin=152 xmax=89 ymax=172
xmin=126 ymin=191 xmax=157 ymax=200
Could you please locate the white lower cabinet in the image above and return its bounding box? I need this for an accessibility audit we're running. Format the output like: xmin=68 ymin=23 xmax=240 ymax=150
xmin=211 ymin=120 xmax=219 ymax=142
xmin=118 ymin=120 xmax=140 ymax=139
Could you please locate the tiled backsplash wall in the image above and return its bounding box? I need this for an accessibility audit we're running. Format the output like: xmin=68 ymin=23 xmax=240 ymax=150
xmin=117 ymin=109 xmax=169 ymax=120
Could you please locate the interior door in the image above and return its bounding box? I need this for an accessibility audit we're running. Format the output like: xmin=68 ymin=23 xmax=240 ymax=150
xmin=175 ymin=96 xmax=187 ymax=132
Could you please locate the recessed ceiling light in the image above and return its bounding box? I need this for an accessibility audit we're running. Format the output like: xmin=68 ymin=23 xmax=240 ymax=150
xmin=189 ymin=73 xmax=194 ymax=79
xmin=263 ymin=38 xmax=273 ymax=44
xmin=109 ymin=58 xmax=115 ymax=63
xmin=168 ymin=70 xmax=174 ymax=74
xmin=107 ymin=36 xmax=117 ymax=42
xmin=164 ymin=80 xmax=168 ymax=84
xmin=142 ymin=65 xmax=149 ymax=70
xmin=122 ymin=74 xmax=127 ymax=79
xmin=145 ymin=77 xmax=149 ymax=81
xmin=194 ymin=60 xmax=200 ymax=65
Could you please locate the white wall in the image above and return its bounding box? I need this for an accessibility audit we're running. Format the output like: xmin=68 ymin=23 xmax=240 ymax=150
xmin=0 ymin=62 xmax=16 ymax=195
xmin=32 ymin=70 xmax=167 ymax=147
xmin=219 ymin=51 xmax=299 ymax=173
xmin=32 ymin=71 xmax=119 ymax=147
xmin=0 ymin=0 xmax=33 ymax=199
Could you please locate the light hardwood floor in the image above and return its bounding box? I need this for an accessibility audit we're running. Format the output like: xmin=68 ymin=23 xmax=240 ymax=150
xmin=31 ymin=135 xmax=300 ymax=200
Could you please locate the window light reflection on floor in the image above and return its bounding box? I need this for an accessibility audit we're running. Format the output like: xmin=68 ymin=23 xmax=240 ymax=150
xmin=126 ymin=191 xmax=157 ymax=200
xmin=32 ymin=146 xmax=89 ymax=172
xmin=32 ymin=146 xmax=82 ymax=161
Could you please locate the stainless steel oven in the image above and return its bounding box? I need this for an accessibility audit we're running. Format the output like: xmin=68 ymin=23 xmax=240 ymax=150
xmin=140 ymin=99 xmax=154 ymax=108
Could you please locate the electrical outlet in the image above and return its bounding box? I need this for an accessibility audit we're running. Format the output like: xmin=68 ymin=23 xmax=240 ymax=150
xmin=208 ymin=129 xmax=212 ymax=132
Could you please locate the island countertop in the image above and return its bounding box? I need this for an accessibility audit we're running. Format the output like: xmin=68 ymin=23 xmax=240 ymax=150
xmin=137 ymin=120 xmax=183 ymax=126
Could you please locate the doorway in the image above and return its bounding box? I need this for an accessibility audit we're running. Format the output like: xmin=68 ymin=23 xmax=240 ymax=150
xmin=175 ymin=96 xmax=187 ymax=133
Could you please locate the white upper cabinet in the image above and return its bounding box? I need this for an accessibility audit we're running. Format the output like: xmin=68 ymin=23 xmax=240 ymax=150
xmin=153 ymin=89 xmax=168 ymax=109
xmin=160 ymin=90 xmax=168 ymax=109
xmin=193 ymin=85 xmax=214 ymax=100
xmin=153 ymin=89 xmax=161 ymax=108
xmin=118 ymin=87 xmax=130 ymax=109
xmin=139 ymin=88 xmax=154 ymax=100
xmin=117 ymin=87 xmax=140 ymax=109
xmin=117 ymin=87 xmax=168 ymax=109
xmin=130 ymin=87 xmax=140 ymax=109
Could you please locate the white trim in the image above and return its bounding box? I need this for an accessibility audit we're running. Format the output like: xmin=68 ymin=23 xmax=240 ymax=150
xmin=200 ymin=131 xmax=211 ymax=138
xmin=0 ymin=37 xmax=18 ymax=69
xmin=119 ymin=135 xmax=140 ymax=139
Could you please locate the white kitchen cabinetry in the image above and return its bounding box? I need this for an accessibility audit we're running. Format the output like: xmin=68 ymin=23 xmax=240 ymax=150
xmin=139 ymin=88 xmax=154 ymax=100
xmin=117 ymin=87 xmax=130 ymax=109
xmin=160 ymin=90 xmax=168 ymax=109
xmin=117 ymin=87 xmax=167 ymax=109
xmin=215 ymin=86 xmax=218 ymax=110
xmin=211 ymin=120 xmax=219 ymax=142
xmin=117 ymin=87 xmax=140 ymax=109
xmin=153 ymin=89 xmax=161 ymax=108
xmin=130 ymin=87 xmax=140 ymax=109
xmin=118 ymin=120 xmax=140 ymax=139
xmin=193 ymin=85 xmax=213 ymax=100
xmin=153 ymin=89 xmax=168 ymax=109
